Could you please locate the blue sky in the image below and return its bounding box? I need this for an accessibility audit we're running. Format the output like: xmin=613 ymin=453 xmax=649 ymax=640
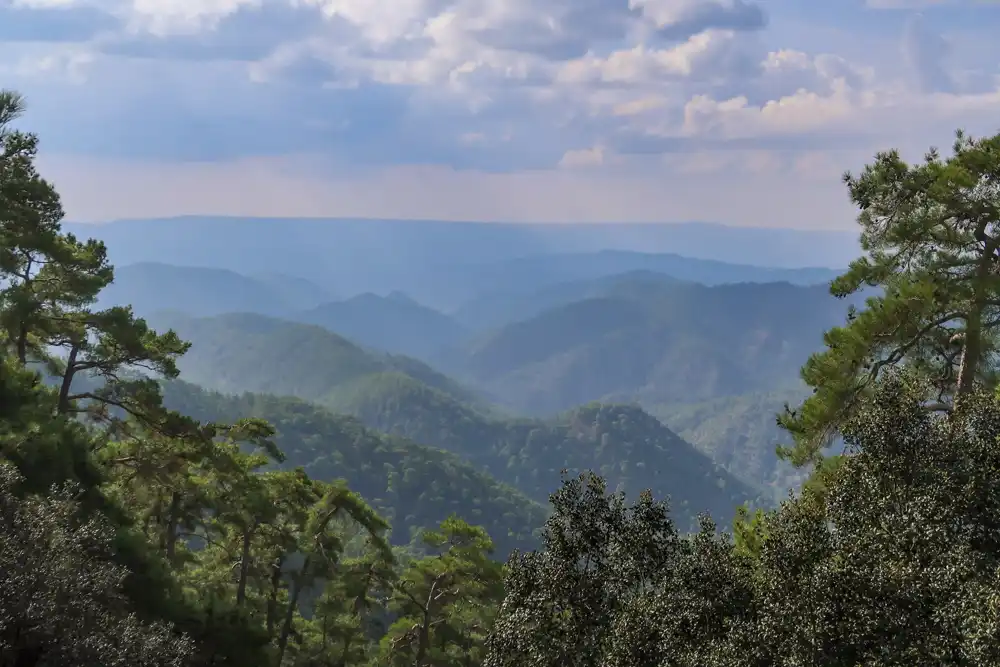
xmin=2 ymin=0 xmax=999 ymax=228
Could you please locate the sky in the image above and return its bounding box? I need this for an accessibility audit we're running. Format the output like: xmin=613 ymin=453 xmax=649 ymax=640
xmin=2 ymin=0 xmax=999 ymax=228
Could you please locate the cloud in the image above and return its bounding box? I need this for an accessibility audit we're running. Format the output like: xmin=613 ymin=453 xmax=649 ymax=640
xmin=1 ymin=0 xmax=998 ymax=227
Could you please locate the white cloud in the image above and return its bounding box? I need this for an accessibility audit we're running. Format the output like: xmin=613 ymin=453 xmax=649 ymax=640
xmin=124 ymin=0 xmax=263 ymax=35
xmin=2 ymin=0 xmax=999 ymax=226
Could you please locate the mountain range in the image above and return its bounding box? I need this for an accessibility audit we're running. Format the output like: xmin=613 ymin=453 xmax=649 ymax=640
xmin=140 ymin=280 xmax=843 ymax=500
xmin=70 ymin=217 xmax=852 ymax=310
xmin=77 ymin=218 xmax=863 ymax=538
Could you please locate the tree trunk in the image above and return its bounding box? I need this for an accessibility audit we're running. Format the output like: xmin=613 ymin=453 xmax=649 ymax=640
xmin=235 ymin=523 xmax=255 ymax=606
xmin=56 ymin=345 xmax=79 ymax=414
xmin=955 ymin=261 xmax=991 ymax=409
xmin=14 ymin=259 xmax=33 ymax=366
xmin=266 ymin=555 xmax=285 ymax=637
xmin=276 ymin=555 xmax=311 ymax=666
xmin=414 ymin=575 xmax=445 ymax=667
xmin=956 ymin=315 xmax=982 ymax=406
xmin=163 ymin=492 xmax=181 ymax=562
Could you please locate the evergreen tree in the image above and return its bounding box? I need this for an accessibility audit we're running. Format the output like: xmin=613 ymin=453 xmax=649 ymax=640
xmin=778 ymin=129 xmax=1000 ymax=465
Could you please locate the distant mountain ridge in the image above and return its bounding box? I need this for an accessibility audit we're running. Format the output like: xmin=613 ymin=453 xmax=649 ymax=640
xmin=448 ymin=279 xmax=859 ymax=413
xmin=69 ymin=218 xmax=854 ymax=309
xmin=98 ymin=262 xmax=336 ymax=317
xmin=464 ymin=250 xmax=838 ymax=296
xmin=452 ymin=270 xmax=684 ymax=331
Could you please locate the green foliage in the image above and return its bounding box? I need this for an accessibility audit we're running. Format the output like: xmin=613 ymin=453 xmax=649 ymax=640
xmin=488 ymin=374 xmax=1000 ymax=666
xmin=485 ymin=472 xmax=698 ymax=667
xmin=377 ymin=516 xmax=504 ymax=667
xmin=0 ymin=463 xmax=195 ymax=666
xmin=780 ymin=129 xmax=1000 ymax=466
xmin=731 ymin=504 xmax=769 ymax=561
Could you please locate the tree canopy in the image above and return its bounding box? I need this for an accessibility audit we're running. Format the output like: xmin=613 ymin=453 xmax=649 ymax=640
xmin=779 ymin=129 xmax=1000 ymax=466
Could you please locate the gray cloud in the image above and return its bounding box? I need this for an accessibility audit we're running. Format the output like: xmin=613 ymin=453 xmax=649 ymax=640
xmin=471 ymin=0 xmax=641 ymax=60
xmin=651 ymin=0 xmax=766 ymax=42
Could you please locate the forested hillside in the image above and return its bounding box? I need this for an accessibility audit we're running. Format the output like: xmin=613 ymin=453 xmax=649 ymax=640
xmin=138 ymin=310 xmax=759 ymax=522
xmin=649 ymin=389 xmax=812 ymax=500
xmin=325 ymin=373 xmax=758 ymax=525
xmin=158 ymin=381 xmax=547 ymax=555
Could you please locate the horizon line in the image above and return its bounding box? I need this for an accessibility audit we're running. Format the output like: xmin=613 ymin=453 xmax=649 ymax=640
xmin=68 ymin=214 xmax=858 ymax=234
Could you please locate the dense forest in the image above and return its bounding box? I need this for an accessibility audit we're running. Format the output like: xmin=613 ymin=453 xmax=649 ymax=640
xmin=5 ymin=85 xmax=1000 ymax=667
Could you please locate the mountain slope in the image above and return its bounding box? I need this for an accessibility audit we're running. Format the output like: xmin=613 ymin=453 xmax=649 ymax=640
xmin=252 ymin=272 xmax=340 ymax=310
xmin=159 ymin=381 xmax=547 ymax=556
xmin=99 ymin=262 xmax=334 ymax=318
xmin=147 ymin=311 xmax=484 ymax=410
xmin=452 ymin=280 xmax=857 ymax=413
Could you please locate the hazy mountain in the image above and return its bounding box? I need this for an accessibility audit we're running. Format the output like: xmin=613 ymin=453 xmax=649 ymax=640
xmin=450 ymin=280 xmax=858 ymax=414
xmin=297 ymin=292 xmax=467 ymax=360
xmin=460 ymin=250 xmax=838 ymax=302
xmin=451 ymin=270 xmax=684 ymax=331
xmin=67 ymin=217 xmax=855 ymax=309
xmin=146 ymin=311 xmax=484 ymax=410
xmin=99 ymin=262 xmax=334 ymax=317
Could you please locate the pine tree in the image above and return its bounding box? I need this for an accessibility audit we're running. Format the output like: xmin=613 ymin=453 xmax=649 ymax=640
xmin=778 ymin=129 xmax=1000 ymax=466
